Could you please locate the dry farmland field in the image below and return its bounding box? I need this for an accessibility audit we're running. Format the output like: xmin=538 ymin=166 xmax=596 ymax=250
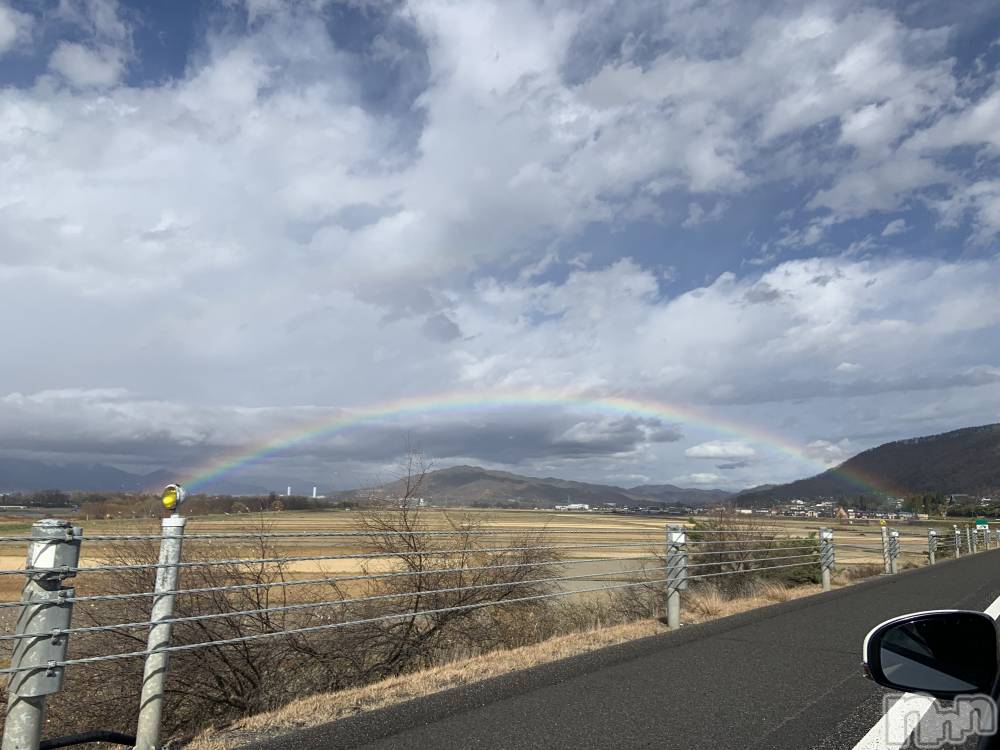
xmin=0 ymin=508 xmax=951 ymax=605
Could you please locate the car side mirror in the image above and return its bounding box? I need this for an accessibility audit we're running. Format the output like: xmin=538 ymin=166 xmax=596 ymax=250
xmin=863 ymin=610 xmax=999 ymax=699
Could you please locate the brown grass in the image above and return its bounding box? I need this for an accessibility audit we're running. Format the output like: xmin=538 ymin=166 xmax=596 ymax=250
xmin=832 ymin=562 xmax=884 ymax=584
xmin=185 ymin=581 xmax=825 ymax=750
xmin=682 ymin=580 xmax=821 ymax=624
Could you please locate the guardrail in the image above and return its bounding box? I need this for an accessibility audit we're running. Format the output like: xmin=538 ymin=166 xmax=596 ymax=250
xmin=0 ymin=510 xmax=994 ymax=750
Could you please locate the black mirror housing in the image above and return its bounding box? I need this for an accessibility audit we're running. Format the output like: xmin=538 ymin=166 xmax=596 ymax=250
xmin=864 ymin=610 xmax=999 ymax=699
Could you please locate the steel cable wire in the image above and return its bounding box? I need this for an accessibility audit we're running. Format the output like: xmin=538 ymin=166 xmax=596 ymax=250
xmin=0 ymin=559 xmax=820 ymax=674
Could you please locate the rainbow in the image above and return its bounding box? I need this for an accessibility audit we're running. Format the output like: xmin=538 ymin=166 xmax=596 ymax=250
xmin=180 ymin=389 xmax=892 ymax=496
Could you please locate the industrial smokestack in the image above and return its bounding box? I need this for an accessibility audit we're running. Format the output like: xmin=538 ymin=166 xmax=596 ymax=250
xmin=312 ymin=486 xmax=317 ymax=499
xmin=286 ymin=486 xmax=291 ymax=497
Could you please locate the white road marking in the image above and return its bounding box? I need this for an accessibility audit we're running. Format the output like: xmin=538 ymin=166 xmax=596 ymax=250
xmin=852 ymin=693 xmax=935 ymax=750
xmin=985 ymin=595 xmax=1000 ymax=620
xmin=851 ymin=591 xmax=1000 ymax=749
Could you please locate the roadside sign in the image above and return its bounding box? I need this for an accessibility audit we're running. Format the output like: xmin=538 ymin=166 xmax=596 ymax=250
xmin=976 ymin=517 xmax=989 ymax=529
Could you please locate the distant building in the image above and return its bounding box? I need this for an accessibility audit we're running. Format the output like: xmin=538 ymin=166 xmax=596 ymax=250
xmin=397 ymin=497 xmax=427 ymax=507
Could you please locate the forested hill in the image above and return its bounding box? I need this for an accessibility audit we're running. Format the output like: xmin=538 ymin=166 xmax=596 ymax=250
xmin=736 ymin=424 xmax=1000 ymax=504
xmin=345 ymin=465 xmax=732 ymax=507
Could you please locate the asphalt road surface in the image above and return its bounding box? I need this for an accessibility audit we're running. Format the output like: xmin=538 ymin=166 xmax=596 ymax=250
xmin=245 ymin=549 xmax=1000 ymax=750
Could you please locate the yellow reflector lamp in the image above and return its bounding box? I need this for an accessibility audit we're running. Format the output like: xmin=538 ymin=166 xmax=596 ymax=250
xmin=161 ymin=484 xmax=186 ymax=512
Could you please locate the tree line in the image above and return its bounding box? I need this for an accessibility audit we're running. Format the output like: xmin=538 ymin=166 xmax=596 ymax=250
xmin=0 ymin=490 xmax=355 ymax=519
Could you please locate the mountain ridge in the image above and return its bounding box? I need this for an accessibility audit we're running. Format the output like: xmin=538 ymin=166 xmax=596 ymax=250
xmin=0 ymin=456 xmax=732 ymax=504
xmin=735 ymin=423 xmax=1000 ymax=504
xmin=0 ymin=457 xmax=265 ymax=495
xmin=341 ymin=465 xmax=733 ymax=507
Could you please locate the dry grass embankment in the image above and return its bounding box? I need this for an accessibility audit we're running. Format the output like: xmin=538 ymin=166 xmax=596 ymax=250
xmin=186 ymin=580 xmax=826 ymax=750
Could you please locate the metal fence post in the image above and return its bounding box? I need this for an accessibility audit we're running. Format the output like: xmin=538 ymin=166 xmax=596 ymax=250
xmin=967 ymin=526 xmax=974 ymax=555
xmin=880 ymin=524 xmax=891 ymax=574
xmin=134 ymin=513 xmax=187 ymax=750
xmin=954 ymin=525 xmax=961 ymax=559
xmin=818 ymin=528 xmax=833 ymax=591
xmin=888 ymin=529 xmax=899 ymax=574
xmin=927 ymin=529 xmax=937 ymax=565
xmin=665 ymin=525 xmax=687 ymax=631
xmin=2 ymin=520 xmax=81 ymax=750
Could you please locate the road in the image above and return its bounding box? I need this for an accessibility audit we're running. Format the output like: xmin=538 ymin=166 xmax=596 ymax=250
xmin=245 ymin=549 xmax=1000 ymax=750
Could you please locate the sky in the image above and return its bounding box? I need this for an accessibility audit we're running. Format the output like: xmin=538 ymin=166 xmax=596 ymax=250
xmin=0 ymin=0 xmax=999 ymax=493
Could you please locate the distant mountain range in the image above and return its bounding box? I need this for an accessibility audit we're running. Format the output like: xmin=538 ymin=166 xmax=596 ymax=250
xmin=626 ymin=483 xmax=735 ymax=506
xmin=735 ymin=423 xmax=1000 ymax=504
xmin=0 ymin=457 xmax=730 ymax=505
xmin=0 ymin=457 xmax=171 ymax=493
xmin=337 ymin=465 xmax=733 ymax=507
xmin=0 ymin=457 xmax=264 ymax=495
xmin=6 ymin=422 xmax=999 ymax=505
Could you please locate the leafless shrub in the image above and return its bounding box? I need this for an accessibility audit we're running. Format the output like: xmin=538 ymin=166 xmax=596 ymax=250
xmin=599 ymin=513 xmax=820 ymax=619
xmin=300 ymin=499 xmax=565 ymax=685
xmin=24 ymin=518 xmax=336 ymax=743
xmin=686 ymin=512 xmax=819 ymax=597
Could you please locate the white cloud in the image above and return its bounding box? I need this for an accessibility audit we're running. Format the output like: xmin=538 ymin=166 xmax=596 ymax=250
xmin=804 ymin=439 xmax=853 ymax=466
xmin=685 ymin=441 xmax=757 ymax=459
xmin=809 ymin=156 xmax=948 ymax=218
xmin=932 ymin=180 xmax=1000 ymax=244
xmin=836 ymin=362 xmax=862 ymax=373
xmin=0 ymin=0 xmax=988 ymax=305
xmin=881 ymin=219 xmax=907 ymax=237
xmin=56 ymin=0 xmax=129 ymax=42
xmin=906 ymin=88 xmax=1000 ymax=154
xmin=46 ymin=1 xmax=130 ymax=87
xmin=447 ymin=254 xmax=1000 ymax=407
xmin=49 ymin=42 xmax=124 ymax=87
xmin=682 ymin=200 xmax=729 ymax=228
xmin=0 ymin=3 xmax=32 ymax=55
